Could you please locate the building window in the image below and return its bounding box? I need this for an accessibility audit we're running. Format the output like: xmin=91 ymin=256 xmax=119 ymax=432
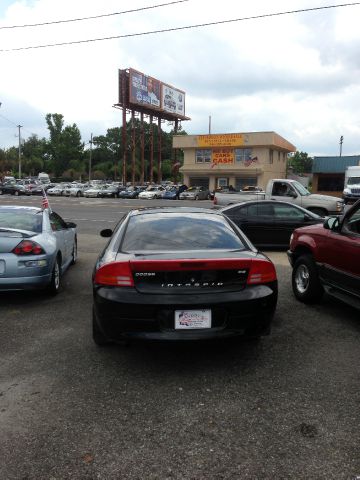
xmin=217 ymin=178 xmax=228 ymax=188
xmin=235 ymin=177 xmax=257 ymax=190
xmin=189 ymin=177 xmax=210 ymax=188
xmin=235 ymin=148 xmax=252 ymax=163
xmin=195 ymin=149 xmax=212 ymax=163
xmin=278 ymin=151 xmax=281 ymax=162
xmin=269 ymin=149 xmax=274 ymax=164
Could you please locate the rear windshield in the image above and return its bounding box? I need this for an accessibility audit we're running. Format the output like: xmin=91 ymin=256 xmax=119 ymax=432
xmin=121 ymin=213 xmax=246 ymax=251
xmin=0 ymin=209 xmax=43 ymax=233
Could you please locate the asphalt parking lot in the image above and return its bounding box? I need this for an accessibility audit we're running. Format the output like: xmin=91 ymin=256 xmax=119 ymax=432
xmin=1 ymin=195 xmax=360 ymax=480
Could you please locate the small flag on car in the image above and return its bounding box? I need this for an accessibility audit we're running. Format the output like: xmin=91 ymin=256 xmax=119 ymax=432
xmin=41 ymin=186 xmax=51 ymax=211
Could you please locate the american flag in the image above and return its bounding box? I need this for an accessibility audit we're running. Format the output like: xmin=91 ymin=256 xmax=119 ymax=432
xmin=41 ymin=187 xmax=50 ymax=210
xmin=244 ymin=156 xmax=258 ymax=167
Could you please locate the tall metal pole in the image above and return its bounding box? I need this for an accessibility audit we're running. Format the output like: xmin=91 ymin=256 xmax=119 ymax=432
xmin=122 ymin=106 xmax=127 ymax=184
xmin=131 ymin=110 xmax=136 ymax=185
xmin=88 ymin=133 xmax=93 ymax=183
xmin=173 ymin=119 xmax=179 ymax=183
xmin=157 ymin=117 xmax=162 ymax=184
xmin=339 ymin=135 xmax=343 ymax=157
xmin=140 ymin=113 xmax=145 ymax=184
xmin=149 ymin=114 xmax=154 ymax=184
xmin=17 ymin=124 xmax=23 ymax=179
xmin=121 ymin=70 xmax=127 ymax=184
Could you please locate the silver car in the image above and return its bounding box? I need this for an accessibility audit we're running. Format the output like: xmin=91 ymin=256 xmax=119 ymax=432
xmin=0 ymin=206 xmax=77 ymax=293
xmin=179 ymin=186 xmax=211 ymax=200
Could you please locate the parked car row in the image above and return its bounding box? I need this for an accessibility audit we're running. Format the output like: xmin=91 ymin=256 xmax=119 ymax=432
xmin=0 ymin=179 xmax=45 ymax=196
xmin=1 ymin=179 xmax=217 ymax=201
xmin=1 ymin=199 xmax=358 ymax=346
xmin=46 ymin=183 xmax=193 ymax=200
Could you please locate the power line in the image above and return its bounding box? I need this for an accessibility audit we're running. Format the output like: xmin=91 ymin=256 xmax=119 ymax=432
xmin=0 ymin=0 xmax=189 ymax=30
xmin=0 ymin=114 xmax=40 ymax=139
xmin=1 ymin=2 xmax=359 ymax=52
xmin=0 ymin=113 xmax=18 ymax=127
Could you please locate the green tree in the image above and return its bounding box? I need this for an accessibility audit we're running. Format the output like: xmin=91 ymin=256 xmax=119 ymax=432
xmin=21 ymin=134 xmax=47 ymax=176
xmin=46 ymin=113 xmax=84 ymax=177
xmin=288 ymin=151 xmax=313 ymax=175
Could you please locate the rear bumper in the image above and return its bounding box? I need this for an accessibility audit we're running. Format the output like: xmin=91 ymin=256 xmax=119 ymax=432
xmin=0 ymin=272 xmax=51 ymax=291
xmin=93 ymin=283 xmax=278 ymax=342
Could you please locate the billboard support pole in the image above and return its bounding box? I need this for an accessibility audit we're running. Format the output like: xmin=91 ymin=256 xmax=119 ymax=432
xmin=173 ymin=119 xmax=179 ymax=183
xmin=157 ymin=117 xmax=162 ymax=184
xmin=131 ymin=110 xmax=136 ymax=185
xmin=140 ymin=113 xmax=145 ymax=184
xmin=150 ymin=114 xmax=154 ymax=184
xmin=122 ymin=105 xmax=126 ymax=184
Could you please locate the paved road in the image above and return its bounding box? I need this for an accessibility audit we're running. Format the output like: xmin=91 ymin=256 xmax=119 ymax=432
xmin=0 ymin=195 xmax=359 ymax=480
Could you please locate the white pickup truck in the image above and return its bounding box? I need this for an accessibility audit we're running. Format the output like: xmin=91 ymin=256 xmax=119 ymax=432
xmin=214 ymin=179 xmax=344 ymax=216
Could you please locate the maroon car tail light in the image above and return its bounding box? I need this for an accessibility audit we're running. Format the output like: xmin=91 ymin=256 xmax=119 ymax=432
xmin=213 ymin=196 xmax=217 ymax=205
xmin=94 ymin=262 xmax=134 ymax=287
xmin=247 ymin=259 xmax=277 ymax=285
xmin=12 ymin=240 xmax=45 ymax=256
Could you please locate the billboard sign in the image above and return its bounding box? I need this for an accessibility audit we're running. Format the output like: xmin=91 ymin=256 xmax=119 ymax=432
xmin=197 ymin=133 xmax=244 ymax=148
xmin=129 ymin=68 xmax=161 ymax=109
xmin=161 ymin=83 xmax=185 ymax=116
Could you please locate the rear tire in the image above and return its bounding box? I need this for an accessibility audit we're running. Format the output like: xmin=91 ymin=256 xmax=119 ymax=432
xmin=292 ymin=254 xmax=323 ymax=303
xmin=46 ymin=256 xmax=61 ymax=295
xmin=70 ymin=238 xmax=77 ymax=265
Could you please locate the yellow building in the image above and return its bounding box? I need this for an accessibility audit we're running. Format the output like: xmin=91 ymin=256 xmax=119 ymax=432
xmin=173 ymin=131 xmax=296 ymax=191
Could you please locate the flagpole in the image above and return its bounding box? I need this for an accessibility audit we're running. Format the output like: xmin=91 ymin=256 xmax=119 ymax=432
xmin=41 ymin=185 xmax=52 ymax=213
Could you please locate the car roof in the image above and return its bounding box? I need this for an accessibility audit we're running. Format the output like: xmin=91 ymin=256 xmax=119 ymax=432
xmin=0 ymin=206 xmax=42 ymax=213
xmin=221 ymin=199 xmax=308 ymax=211
xmin=128 ymin=207 xmax=222 ymax=217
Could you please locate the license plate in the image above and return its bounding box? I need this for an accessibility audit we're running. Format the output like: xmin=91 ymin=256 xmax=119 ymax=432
xmin=175 ymin=309 xmax=211 ymax=329
xmin=0 ymin=260 xmax=5 ymax=275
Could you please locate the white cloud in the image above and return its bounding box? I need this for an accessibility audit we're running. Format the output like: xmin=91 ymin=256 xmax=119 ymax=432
xmin=1 ymin=0 xmax=360 ymax=156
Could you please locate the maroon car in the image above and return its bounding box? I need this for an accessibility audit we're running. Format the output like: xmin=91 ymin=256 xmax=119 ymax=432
xmin=287 ymin=200 xmax=360 ymax=309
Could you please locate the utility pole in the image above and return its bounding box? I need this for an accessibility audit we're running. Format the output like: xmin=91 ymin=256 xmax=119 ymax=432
xmin=89 ymin=133 xmax=93 ymax=183
xmin=339 ymin=135 xmax=343 ymax=157
xmin=17 ymin=125 xmax=23 ymax=179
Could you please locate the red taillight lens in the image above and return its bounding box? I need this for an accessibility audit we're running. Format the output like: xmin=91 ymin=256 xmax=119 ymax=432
xmin=247 ymin=259 xmax=277 ymax=285
xmin=12 ymin=240 xmax=45 ymax=256
xmin=94 ymin=262 xmax=134 ymax=287
xmin=213 ymin=196 xmax=217 ymax=205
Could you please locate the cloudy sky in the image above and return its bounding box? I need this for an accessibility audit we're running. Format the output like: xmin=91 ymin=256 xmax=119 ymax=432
xmin=1 ymin=0 xmax=360 ymax=156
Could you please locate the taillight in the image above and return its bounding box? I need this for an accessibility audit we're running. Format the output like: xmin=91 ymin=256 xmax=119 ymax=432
xmin=213 ymin=196 xmax=217 ymax=205
xmin=94 ymin=262 xmax=134 ymax=287
xmin=247 ymin=259 xmax=277 ymax=284
xmin=12 ymin=240 xmax=45 ymax=256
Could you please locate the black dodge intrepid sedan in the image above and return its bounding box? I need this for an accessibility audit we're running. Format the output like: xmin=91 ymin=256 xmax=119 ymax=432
xmin=92 ymin=207 xmax=278 ymax=345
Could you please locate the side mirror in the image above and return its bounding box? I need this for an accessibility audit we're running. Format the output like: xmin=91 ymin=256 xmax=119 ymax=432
xmin=100 ymin=228 xmax=113 ymax=238
xmin=289 ymin=191 xmax=297 ymax=198
xmin=66 ymin=222 xmax=77 ymax=228
xmin=323 ymin=216 xmax=340 ymax=231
